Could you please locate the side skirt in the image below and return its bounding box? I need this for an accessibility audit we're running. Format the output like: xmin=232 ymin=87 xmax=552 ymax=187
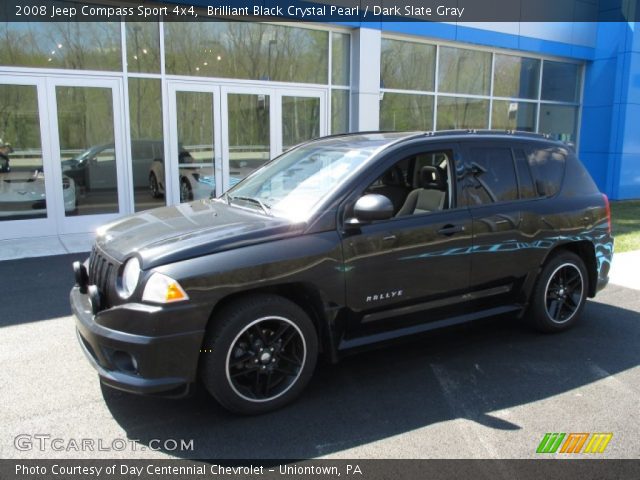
xmin=338 ymin=304 xmax=522 ymax=350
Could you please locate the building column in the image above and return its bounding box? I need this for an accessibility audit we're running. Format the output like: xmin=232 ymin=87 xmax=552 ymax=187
xmin=350 ymin=27 xmax=381 ymax=131
xmin=581 ymin=20 xmax=640 ymax=200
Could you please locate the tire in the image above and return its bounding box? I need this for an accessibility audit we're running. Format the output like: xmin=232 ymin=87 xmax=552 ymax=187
xmin=526 ymin=251 xmax=589 ymax=333
xmin=200 ymin=294 xmax=318 ymax=414
xmin=180 ymin=178 xmax=192 ymax=203
xmin=149 ymin=173 xmax=161 ymax=198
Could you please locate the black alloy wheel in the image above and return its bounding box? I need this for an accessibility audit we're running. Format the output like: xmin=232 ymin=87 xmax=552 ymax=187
xmin=201 ymin=294 xmax=318 ymax=414
xmin=544 ymin=263 xmax=584 ymax=324
xmin=226 ymin=316 xmax=306 ymax=402
xmin=527 ymin=251 xmax=588 ymax=332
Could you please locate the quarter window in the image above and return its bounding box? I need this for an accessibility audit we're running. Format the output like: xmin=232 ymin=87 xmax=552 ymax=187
xmin=527 ymin=147 xmax=567 ymax=197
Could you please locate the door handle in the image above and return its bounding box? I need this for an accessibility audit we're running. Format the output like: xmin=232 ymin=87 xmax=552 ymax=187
xmin=382 ymin=234 xmax=397 ymax=242
xmin=438 ymin=224 xmax=465 ymax=236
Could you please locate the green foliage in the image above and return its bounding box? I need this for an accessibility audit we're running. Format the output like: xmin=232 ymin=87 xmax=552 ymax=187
xmin=610 ymin=200 xmax=640 ymax=253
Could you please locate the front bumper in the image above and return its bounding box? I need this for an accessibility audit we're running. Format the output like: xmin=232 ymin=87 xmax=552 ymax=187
xmin=71 ymin=286 xmax=206 ymax=396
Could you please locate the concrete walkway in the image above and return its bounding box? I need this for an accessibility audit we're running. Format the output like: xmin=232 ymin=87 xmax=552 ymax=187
xmin=0 ymin=233 xmax=94 ymax=261
xmin=0 ymin=234 xmax=638 ymax=290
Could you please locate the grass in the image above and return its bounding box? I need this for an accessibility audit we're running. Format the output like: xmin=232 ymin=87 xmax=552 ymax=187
xmin=610 ymin=200 xmax=640 ymax=253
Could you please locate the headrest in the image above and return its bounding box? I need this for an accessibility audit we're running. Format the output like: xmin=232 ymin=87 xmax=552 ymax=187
xmin=419 ymin=166 xmax=446 ymax=190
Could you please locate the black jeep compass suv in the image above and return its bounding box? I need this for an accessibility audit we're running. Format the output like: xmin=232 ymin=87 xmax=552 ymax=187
xmin=71 ymin=131 xmax=613 ymax=414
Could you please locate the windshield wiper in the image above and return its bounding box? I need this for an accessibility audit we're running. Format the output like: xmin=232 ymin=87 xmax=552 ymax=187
xmin=229 ymin=195 xmax=271 ymax=215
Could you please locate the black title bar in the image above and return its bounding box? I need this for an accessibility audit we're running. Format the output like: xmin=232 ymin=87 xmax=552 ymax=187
xmin=1 ymin=0 xmax=639 ymax=22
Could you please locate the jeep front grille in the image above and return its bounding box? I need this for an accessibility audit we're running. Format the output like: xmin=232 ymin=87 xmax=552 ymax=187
xmin=88 ymin=247 xmax=119 ymax=309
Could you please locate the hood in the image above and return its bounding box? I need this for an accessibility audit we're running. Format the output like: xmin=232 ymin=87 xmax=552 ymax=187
xmin=96 ymin=199 xmax=304 ymax=269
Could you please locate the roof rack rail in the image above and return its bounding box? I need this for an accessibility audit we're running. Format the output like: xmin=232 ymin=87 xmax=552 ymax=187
xmin=416 ymin=129 xmax=554 ymax=139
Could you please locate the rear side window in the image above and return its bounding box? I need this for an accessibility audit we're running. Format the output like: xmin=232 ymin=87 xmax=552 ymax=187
xmin=465 ymin=147 xmax=518 ymax=205
xmin=513 ymin=149 xmax=537 ymax=199
xmin=527 ymin=147 xmax=566 ymax=197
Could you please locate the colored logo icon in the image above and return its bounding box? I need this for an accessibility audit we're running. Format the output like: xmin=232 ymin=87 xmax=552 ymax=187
xmin=536 ymin=433 xmax=613 ymax=454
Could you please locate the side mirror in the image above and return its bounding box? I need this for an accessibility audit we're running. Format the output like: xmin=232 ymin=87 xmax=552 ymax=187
xmin=346 ymin=194 xmax=394 ymax=225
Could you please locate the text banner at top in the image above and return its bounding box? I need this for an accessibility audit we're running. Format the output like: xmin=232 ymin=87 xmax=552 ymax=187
xmin=2 ymin=0 xmax=639 ymax=22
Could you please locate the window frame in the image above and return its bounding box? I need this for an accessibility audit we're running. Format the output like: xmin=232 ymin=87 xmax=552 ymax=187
xmin=339 ymin=141 xmax=465 ymax=226
xmin=379 ymin=34 xmax=584 ymax=147
xmin=459 ymin=141 xmax=521 ymax=208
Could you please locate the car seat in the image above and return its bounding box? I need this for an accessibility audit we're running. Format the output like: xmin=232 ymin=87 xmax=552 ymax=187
xmin=396 ymin=166 xmax=447 ymax=216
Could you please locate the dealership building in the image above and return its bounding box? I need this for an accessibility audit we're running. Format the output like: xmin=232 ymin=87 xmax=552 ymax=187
xmin=0 ymin=2 xmax=638 ymax=245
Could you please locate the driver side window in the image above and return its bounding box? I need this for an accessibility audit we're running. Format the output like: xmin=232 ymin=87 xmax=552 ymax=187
xmin=364 ymin=150 xmax=453 ymax=218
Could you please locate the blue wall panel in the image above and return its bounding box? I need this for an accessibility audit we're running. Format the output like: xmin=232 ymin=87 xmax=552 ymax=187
xmin=580 ymin=152 xmax=609 ymax=190
xmin=617 ymin=153 xmax=640 ymax=198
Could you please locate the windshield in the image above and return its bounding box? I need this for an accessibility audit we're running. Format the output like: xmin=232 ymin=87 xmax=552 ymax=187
xmin=226 ymin=139 xmax=386 ymax=221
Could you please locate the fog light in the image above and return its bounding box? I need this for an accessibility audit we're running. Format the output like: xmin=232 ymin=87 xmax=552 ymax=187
xmin=73 ymin=261 xmax=89 ymax=294
xmin=112 ymin=350 xmax=138 ymax=374
xmin=88 ymin=285 xmax=101 ymax=314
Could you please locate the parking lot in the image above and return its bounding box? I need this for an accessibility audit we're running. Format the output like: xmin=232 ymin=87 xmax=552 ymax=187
xmin=1 ymin=253 xmax=639 ymax=459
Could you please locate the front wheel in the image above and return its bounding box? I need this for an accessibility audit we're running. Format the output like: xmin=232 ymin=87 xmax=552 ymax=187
xmin=201 ymin=294 xmax=318 ymax=414
xmin=526 ymin=251 xmax=588 ymax=332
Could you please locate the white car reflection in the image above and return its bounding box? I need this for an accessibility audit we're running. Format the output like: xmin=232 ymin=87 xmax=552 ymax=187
xmin=150 ymin=158 xmax=241 ymax=203
xmin=0 ymin=170 xmax=76 ymax=218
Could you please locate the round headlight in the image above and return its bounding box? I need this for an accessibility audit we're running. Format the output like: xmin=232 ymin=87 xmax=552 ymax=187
xmin=119 ymin=257 xmax=141 ymax=299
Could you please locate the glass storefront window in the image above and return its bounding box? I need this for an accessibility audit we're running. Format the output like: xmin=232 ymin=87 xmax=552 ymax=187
xmin=542 ymin=61 xmax=580 ymax=103
xmin=539 ymin=104 xmax=578 ymax=142
xmin=227 ymin=94 xmax=271 ymax=180
xmin=332 ymin=32 xmax=350 ymax=86
xmin=438 ymin=46 xmax=491 ymax=95
xmin=381 ymin=39 xmax=436 ymax=91
xmin=56 ymin=86 xmax=118 ymax=216
xmin=380 ymin=37 xmax=581 ymax=142
xmin=0 ymin=84 xmax=47 ymax=221
xmin=165 ymin=23 xmax=329 ymax=84
xmin=282 ymin=96 xmax=320 ymax=150
xmin=126 ymin=23 xmax=160 ymax=74
xmin=0 ymin=23 xmax=121 ymax=71
xmin=128 ymin=78 xmax=164 ymax=211
xmin=494 ymin=54 xmax=540 ymax=99
xmin=175 ymin=91 xmax=215 ymax=202
xmin=331 ymin=89 xmax=350 ymax=134
xmin=491 ymin=101 xmax=537 ymax=131
xmin=380 ymin=93 xmax=434 ymax=131
xmin=436 ymin=97 xmax=489 ymax=130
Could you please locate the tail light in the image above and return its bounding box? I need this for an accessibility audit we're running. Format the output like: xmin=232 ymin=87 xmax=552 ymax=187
xmin=602 ymin=193 xmax=611 ymax=234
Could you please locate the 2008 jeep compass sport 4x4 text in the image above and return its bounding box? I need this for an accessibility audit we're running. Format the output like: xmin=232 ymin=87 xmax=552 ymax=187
xmin=71 ymin=131 xmax=613 ymax=414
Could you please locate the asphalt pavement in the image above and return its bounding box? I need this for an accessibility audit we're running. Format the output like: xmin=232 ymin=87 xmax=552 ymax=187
xmin=1 ymin=253 xmax=639 ymax=459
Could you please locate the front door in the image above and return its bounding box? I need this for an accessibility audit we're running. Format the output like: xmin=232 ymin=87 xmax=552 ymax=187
xmin=341 ymin=143 xmax=473 ymax=333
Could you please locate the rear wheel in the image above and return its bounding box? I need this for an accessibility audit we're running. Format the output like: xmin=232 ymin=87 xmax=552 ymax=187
xmin=527 ymin=251 xmax=588 ymax=332
xmin=201 ymin=294 xmax=318 ymax=414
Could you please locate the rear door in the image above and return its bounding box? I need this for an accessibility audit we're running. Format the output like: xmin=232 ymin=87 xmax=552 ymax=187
xmin=461 ymin=141 xmax=539 ymax=302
